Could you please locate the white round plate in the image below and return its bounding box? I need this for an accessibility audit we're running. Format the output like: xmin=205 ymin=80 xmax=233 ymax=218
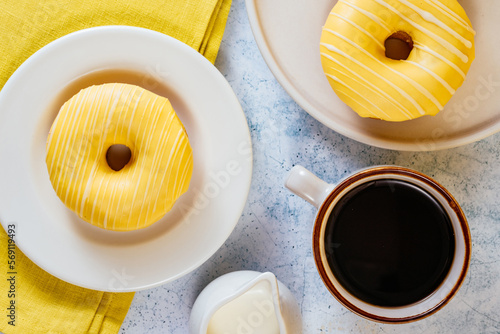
xmin=0 ymin=26 xmax=253 ymax=292
xmin=246 ymin=0 xmax=500 ymax=151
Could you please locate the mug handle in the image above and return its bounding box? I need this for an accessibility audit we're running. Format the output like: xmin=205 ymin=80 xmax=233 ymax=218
xmin=285 ymin=165 xmax=335 ymax=209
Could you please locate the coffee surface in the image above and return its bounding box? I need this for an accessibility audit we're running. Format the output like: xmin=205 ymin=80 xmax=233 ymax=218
xmin=325 ymin=179 xmax=455 ymax=307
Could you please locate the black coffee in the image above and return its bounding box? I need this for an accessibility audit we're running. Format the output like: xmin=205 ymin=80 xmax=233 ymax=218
xmin=324 ymin=179 xmax=455 ymax=307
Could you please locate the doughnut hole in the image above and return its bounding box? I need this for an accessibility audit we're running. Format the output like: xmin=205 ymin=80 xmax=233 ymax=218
xmin=385 ymin=31 xmax=413 ymax=60
xmin=106 ymin=144 xmax=132 ymax=171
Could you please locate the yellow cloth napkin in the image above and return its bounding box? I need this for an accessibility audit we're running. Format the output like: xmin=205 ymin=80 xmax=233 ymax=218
xmin=0 ymin=0 xmax=231 ymax=90
xmin=0 ymin=227 xmax=135 ymax=333
xmin=0 ymin=0 xmax=231 ymax=333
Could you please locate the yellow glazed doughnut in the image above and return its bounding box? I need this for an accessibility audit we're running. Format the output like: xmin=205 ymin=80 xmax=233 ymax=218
xmin=320 ymin=0 xmax=475 ymax=122
xmin=46 ymin=83 xmax=193 ymax=231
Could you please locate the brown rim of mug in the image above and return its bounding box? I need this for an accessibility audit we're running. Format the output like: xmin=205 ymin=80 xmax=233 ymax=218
xmin=312 ymin=166 xmax=471 ymax=324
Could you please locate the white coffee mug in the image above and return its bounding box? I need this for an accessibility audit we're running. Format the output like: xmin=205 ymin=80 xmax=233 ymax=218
xmin=285 ymin=165 xmax=471 ymax=323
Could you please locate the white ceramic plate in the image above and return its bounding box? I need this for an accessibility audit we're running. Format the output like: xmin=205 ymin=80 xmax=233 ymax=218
xmin=246 ymin=0 xmax=500 ymax=151
xmin=0 ymin=26 xmax=252 ymax=292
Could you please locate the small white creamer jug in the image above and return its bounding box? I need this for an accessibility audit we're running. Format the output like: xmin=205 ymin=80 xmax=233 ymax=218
xmin=189 ymin=270 xmax=302 ymax=334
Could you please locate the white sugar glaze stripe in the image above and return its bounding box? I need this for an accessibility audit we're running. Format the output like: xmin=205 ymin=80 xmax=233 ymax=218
xmin=112 ymin=87 xmax=134 ymax=142
xmin=107 ymin=183 xmax=120 ymax=230
xmin=86 ymin=85 xmax=118 ymax=220
xmin=164 ymin=133 xmax=186 ymax=196
xmin=397 ymin=0 xmax=472 ymax=48
xmin=180 ymin=153 xmax=193 ymax=197
xmin=371 ymin=0 xmax=469 ymax=63
xmin=53 ymin=88 xmax=92 ymax=192
xmin=81 ymin=84 xmax=119 ymax=215
xmin=414 ymin=43 xmax=466 ymax=79
xmin=332 ymin=82 xmax=384 ymax=119
xmin=322 ymin=52 xmax=413 ymax=119
xmin=128 ymin=96 xmax=162 ymax=228
xmin=151 ymin=123 xmax=182 ymax=212
xmin=172 ymin=139 xmax=190 ymax=199
xmin=120 ymin=95 xmax=154 ymax=230
xmin=89 ymin=85 xmax=124 ymax=217
xmin=162 ymin=130 xmax=185 ymax=208
xmin=107 ymin=87 xmax=137 ymax=210
xmin=321 ymin=52 xmax=413 ymax=119
xmin=89 ymin=173 xmax=106 ymax=224
xmin=405 ymin=60 xmax=455 ymax=94
xmin=46 ymin=94 xmax=72 ymax=152
xmin=76 ymin=85 xmax=107 ymax=213
xmin=161 ymin=130 xmax=182 ymax=204
xmin=325 ymin=72 xmax=391 ymax=119
xmin=47 ymin=93 xmax=78 ymax=173
xmin=110 ymin=87 xmax=143 ymax=227
xmin=323 ymin=30 xmax=444 ymax=110
xmin=71 ymin=86 xmax=103 ymax=209
xmin=321 ymin=43 xmax=426 ymax=115
xmin=176 ymin=147 xmax=193 ymax=198
xmin=338 ymin=0 xmax=391 ymax=33
xmin=329 ymin=13 xmax=384 ymax=49
xmin=169 ymin=135 xmax=188 ymax=205
xmin=136 ymin=126 xmax=182 ymax=227
xmin=142 ymin=107 xmax=176 ymax=222
xmin=64 ymin=86 xmax=103 ymax=204
xmin=118 ymin=86 xmax=138 ymax=139
xmin=123 ymin=95 xmax=156 ymax=229
xmin=129 ymin=96 xmax=164 ymax=227
xmin=89 ymin=84 xmax=125 ymax=221
xmin=106 ymin=87 xmax=136 ymax=227
xmin=126 ymin=89 xmax=145 ymax=140
xmin=147 ymin=113 xmax=176 ymax=215
xmin=48 ymin=90 xmax=79 ymax=178
xmin=426 ymin=0 xmax=474 ymax=33
xmin=109 ymin=87 xmax=140 ymax=228
xmin=99 ymin=174 xmax=114 ymax=229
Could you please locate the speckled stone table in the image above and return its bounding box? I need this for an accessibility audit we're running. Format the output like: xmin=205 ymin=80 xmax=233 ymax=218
xmin=120 ymin=0 xmax=500 ymax=333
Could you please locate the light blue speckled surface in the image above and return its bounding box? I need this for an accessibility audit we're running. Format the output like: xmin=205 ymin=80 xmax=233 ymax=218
xmin=120 ymin=0 xmax=500 ymax=332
